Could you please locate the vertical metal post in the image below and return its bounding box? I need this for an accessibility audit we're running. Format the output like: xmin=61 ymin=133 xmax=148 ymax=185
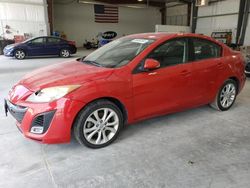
xmin=187 ymin=2 xmax=192 ymax=26
xmin=47 ymin=0 xmax=54 ymax=35
xmin=43 ymin=0 xmax=50 ymax=36
xmin=191 ymin=2 xmax=198 ymax=33
xmin=160 ymin=7 xmax=167 ymax=25
xmin=238 ymin=0 xmax=250 ymax=45
xmin=236 ymin=0 xmax=246 ymax=46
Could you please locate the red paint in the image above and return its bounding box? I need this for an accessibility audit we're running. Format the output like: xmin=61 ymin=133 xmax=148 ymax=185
xmin=144 ymin=58 xmax=160 ymax=70
xmin=8 ymin=33 xmax=246 ymax=144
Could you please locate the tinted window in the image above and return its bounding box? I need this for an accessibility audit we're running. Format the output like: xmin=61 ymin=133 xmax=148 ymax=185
xmin=193 ymin=38 xmax=221 ymax=60
xmin=47 ymin=38 xmax=61 ymax=44
xmin=148 ymin=39 xmax=188 ymax=68
xmin=30 ymin=38 xmax=45 ymax=45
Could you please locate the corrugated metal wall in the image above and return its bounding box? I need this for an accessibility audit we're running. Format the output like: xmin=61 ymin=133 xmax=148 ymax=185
xmin=0 ymin=0 xmax=49 ymax=39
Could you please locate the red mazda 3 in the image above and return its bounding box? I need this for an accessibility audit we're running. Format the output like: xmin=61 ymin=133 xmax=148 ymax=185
xmin=5 ymin=33 xmax=246 ymax=148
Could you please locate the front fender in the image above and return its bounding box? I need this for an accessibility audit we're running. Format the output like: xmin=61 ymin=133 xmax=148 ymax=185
xmin=67 ymin=67 xmax=135 ymax=123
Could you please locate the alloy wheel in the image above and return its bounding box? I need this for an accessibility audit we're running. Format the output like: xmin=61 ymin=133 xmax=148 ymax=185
xmin=83 ymin=108 xmax=119 ymax=145
xmin=219 ymin=83 xmax=236 ymax=108
xmin=61 ymin=49 xmax=70 ymax=57
xmin=15 ymin=50 xmax=25 ymax=59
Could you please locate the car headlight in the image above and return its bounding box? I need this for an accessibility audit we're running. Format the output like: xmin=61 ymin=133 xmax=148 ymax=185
xmin=5 ymin=45 xmax=13 ymax=50
xmin=26 ymin=85 xmax=80 ymax=103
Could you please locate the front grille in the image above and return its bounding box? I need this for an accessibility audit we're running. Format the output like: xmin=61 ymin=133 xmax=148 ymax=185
xmin=30 ymin=111 xmax=56 ymax=134
xmin=33 ymin=116 xmax=44 ymax=126
xmin=5 ymin=100 xmax=27 ymax=123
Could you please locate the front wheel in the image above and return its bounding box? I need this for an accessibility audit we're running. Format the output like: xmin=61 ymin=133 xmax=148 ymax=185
xmin=210 ymin=79 xmax=237 ymax=111
xmin=74 ymin=100 xmax=123 ymax=148
xmin=14 ymin=50 xmax=26 ymax=60
xmin=60 ymin=49 xmax=70 ymax=58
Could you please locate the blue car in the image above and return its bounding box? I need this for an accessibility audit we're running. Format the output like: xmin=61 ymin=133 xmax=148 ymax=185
xmin=3 ymin=36 xmax=77 ymax=60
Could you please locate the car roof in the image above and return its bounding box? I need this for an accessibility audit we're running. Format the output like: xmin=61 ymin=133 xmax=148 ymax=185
xmin=39 ymin=36 xmax=63 ymax=39
xmin=30 ymin=36 xmax=63 ymax=40
xmin=126 ymin=32 xmax=177 ymax=39
xmin=126 ymin=32 xmax=220 ymax=44
xmin=22 ymin=36 xmax=65 ymax=43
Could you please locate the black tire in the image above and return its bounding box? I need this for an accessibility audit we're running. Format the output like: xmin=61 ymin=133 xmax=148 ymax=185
xmin=73 ymin=100 xmax=124 ymax=148
xmin=210 ymin=79 xmax=237 ymax=111
xmin=14 ymin=49 xmax=26 ymax=60
xmin=60 ymin=49 xmax=70 ymax=58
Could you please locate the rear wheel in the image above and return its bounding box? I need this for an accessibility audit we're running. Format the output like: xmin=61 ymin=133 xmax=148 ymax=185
xmin=60 ymin=49 xmax=70 ymax=58
xmin=74 ymin=100 xmax=123 ymax=148
xmin=14 ymin=50 xmax=25 ymax=60
xmin=210 ymin=79 xmax=237 ymax=111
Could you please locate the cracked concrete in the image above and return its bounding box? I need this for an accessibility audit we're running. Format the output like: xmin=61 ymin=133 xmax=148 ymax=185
xmin=0 ymin=49 xmax=250 ymax=188
xmin=41 ymin=145 xmax=58 ymax=188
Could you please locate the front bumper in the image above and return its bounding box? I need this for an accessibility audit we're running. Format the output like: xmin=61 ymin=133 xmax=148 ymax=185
xmin=4 ymin=100 xmax=27 ymax=123
xmin=3 ymin=48 xmax=14 ymax=57
xmin=4 ymin=98 xmax=86 ymax=144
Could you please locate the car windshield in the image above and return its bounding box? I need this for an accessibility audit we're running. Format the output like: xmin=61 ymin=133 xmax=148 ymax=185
xmin=21 ymin=37 xmax=36 ymax=43
xmin=82 ymin=38 xmax=155 ymax=68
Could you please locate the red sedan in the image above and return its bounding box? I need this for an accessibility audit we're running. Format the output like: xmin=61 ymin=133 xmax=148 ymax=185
xmin=5 ymin=33 xmax=246 ymax=148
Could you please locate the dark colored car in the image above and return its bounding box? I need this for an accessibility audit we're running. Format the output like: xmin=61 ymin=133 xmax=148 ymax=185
xmin=245 ymin=62 xmax=250 ymax=77
xmin=3 ymin=36 xmax=77 ymax=59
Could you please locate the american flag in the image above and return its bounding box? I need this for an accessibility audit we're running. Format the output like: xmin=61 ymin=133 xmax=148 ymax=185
xmin=94 ymin=4 xmax=119 ymax=23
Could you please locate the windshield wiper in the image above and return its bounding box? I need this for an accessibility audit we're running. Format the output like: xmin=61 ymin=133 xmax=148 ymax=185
xmin=80 ymin=56 xmax=86 ymax=61
xmin=82 ymin=60 xmax=103 ymax=67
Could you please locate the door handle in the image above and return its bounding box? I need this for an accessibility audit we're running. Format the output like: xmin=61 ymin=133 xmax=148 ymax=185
xmin=148 ymin=72 xmax=158 ymax=76
xmin=217 ymin=62 xmax=224 ymax=70
xmin=180 ymin=70 xmax=191 ymax=77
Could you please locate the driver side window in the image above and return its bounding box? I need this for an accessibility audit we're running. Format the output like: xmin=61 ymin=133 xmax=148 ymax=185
xmin=148 ymin=38 xmax=188 ymax=68
xmin=30 ymin=38 xmax=45 ymax=45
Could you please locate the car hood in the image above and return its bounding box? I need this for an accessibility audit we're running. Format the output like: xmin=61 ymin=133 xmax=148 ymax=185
xmin=19 ymin=60 xmax=113 ymax=91
xmin=4 ymin=43 xmax=20 ymax=49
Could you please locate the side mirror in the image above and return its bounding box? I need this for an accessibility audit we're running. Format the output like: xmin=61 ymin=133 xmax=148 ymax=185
xmin=27 ymin=42 xmax=32 ymax=46
xmin=76 ymin=56 xmax=86 ymax=61
xmin=144 ymin=58 xmax=160 ymax=70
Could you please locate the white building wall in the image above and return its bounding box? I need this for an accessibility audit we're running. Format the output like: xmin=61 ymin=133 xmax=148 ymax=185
xmin=155 ymin=24 xmax=191 ymax=32
xmin=53 ymin=1 xmax=161 ymax=47
xmin=196 ymin=0 xmax=239 ymax=44
xmin=166 ymin=4 xmax=188 ymax=26
xmin=0 ymin=0 xmax=49 ymax=39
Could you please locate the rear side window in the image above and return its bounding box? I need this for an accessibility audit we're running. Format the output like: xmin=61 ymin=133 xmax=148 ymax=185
xmin=192 ymin=38 xmax=221 ymax=61
xmin=47 ymin=38 xmax=61 ymax=44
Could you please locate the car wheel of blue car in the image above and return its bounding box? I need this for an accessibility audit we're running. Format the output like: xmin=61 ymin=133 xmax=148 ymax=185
xmin=60 ymin=49 xmax=70 ymax=58
xmin=14 ymin=50 xmax=26 ymax=60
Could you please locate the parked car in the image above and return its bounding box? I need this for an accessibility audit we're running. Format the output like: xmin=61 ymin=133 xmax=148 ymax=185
xmin=245 ymin=62 xmax=250 ymax=77
xmin=83 ymin=39 xmax=98 ymax=49
xmin=3 ymin=36 xmax=77 ymax=59
xmin=5 ymin=33 xmax=246 ymax=148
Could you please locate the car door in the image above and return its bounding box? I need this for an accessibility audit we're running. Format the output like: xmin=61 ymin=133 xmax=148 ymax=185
xmin=44 ymin=37 xmax=61 ymax=55
xmin=26 ymin=37 xmax=46 ymax=56
xmin=132 ymin=38 xmax=193 ymax=119
xmin=190 ymin=38 xmax=223 ymax=104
